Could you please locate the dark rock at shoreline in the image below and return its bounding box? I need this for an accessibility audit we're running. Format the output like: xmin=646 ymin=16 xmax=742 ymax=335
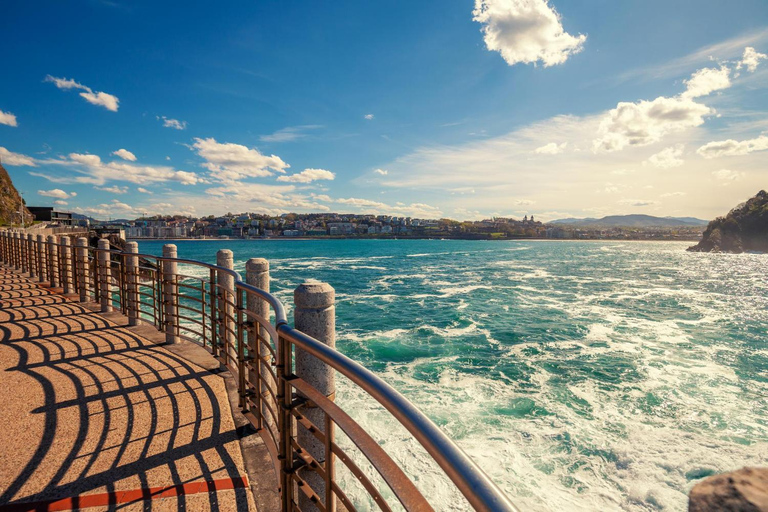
xmin=688 ymin=191 xmax=768 ymax=253
xmin=688 ymin=467 xmax=768 ymax=511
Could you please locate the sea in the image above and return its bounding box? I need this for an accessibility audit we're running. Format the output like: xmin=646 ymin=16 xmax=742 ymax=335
xmin=135 ymin=238 xmax=768 ymax=511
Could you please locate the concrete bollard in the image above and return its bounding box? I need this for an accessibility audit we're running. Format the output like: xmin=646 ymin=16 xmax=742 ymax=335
xmin=162 ymin=244 xmax=179 ymax=343
xmin=294 ymin=281 xmax=336 ymax=511
xmin=27 ymin=234 xmax=36 ymax=278
xmin=76 ymin=237 xmax=90 ymax=302
xmin=216 ymin=250 xmax=236 ymax=366
xmin=125 ymin=241 xmax=140 ymax=326
xmin=97 ymin=239 xmax=111 ymax=312
xmin=37 ymin=234 xmax=47 ymax=283
xmin=47 ymin=236 xmax=59 ymax=288
xmin=60 ymin=237 xmax=73 ymax=294
xmin=246 ymin=258 xmax=271 ymax=426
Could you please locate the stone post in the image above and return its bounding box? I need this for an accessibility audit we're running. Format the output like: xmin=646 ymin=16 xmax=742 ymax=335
xmin=20 ymin=232 xmax=30 ymax=275
xmin=162 ymin=244 xmax=179 ymax=343
xmin=47 ymin=235 xmax=59 ymax=288
xmin=76 ymin=237 xmax=90 ymax=302
xmin=37 ymin=234 xmax=47 ymax=283
xmin=216 ymin=249 xmax=236 ymax=366
xmin=60 ymin=237 xmax=73 ymax=294
xmin=246 ymin=258 xmax=271 ymax=427
xmin=294 ymin=282 xmax=336 ymax=512
xmin=125 ymin=241 xmax=140 ymax=326
xmin=14 ymin=232 xmax=21 ymax=270
xmin=27 ymin=234 xmax=36 ymax=279
xmin=97 ymin=239 xmax=111 ymax=312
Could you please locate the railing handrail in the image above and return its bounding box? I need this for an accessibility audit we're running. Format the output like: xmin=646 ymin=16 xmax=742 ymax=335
xmin=0 ymin=230 xmax=518 ymax=511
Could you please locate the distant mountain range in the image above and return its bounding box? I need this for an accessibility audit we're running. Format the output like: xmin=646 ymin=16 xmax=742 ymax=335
xmin=549 ymin=214 xmax=709 ymax=228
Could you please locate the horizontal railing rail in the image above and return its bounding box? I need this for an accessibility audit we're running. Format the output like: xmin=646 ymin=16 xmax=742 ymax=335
xmin=0 ymin=229 xmax=519 ymax=512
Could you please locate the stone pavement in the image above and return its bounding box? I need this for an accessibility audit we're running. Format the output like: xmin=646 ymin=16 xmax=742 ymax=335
xmin=0 ymin=266 xmax=259 ymax=511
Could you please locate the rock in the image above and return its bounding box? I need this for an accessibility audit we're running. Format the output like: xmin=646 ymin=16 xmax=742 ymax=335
xmin=688 ymin=190 xmax=768 ymax=253
xmin=689 ymin=467 xmax=768 ymax=511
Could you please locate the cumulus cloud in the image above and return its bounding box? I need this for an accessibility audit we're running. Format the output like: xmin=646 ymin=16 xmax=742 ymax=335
xmin=96 ymin=185 xmax=129 ymax=194
xmin=593 ymin=96 xmax=712 ymax=152
xmin=534 ymin=142 xmax=567 ymax=154
xmin=32 ymin=152 xmax=201 ymax=186
xmin=53 ymin=200 xmax=68 ymax=206
xmin=712 ymin=169 xmax=744 ymax=183
xmin=203 ymin=182 xmax=330 ymax=213
xmin=473 ymin=0 xmax=586 ymax=67
xmin=45 ymin=75 xmax=119 ymax=112
xmin=137 ymin=187 xmax=152 ymax=194
xmin=364 ymin=114 xmax=374 ymax=120
xmin=618 ymin=198 xmax=659 ymax=207
xmin=682 ymin=67 xmax=731 ymax=98
xmin=697 ymin=135 xmax=768 ymax=158
xmin=158 ymin=116 xmax=187 ymax=130
xmin=337 ymin=197 xmax=443 ymax=217
xmin=0 ymin=110 xmax=18 ymax=127
xmin=737 ymin=47 xmax=767 ymax=73
xmin=645 ymin=144 xmax=685 ymax=168
xmin=191 ymin=137 xmax=289 ymax=182
xmin=38 ymin=189 xmax=76 ymax=199
xmin=276 ymin=168 xmax=335 ymax=183
xmin=0 ymin=147 xmax=37 ymax=166
xmin=373 ymin=168 xmax=388 ymax=175
xmin=112 ymin=148 xmax=137 ymax=161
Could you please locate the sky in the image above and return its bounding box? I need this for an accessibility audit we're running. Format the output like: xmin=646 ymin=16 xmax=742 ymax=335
xmin=1 ymin=0 xmax=767 ymax=222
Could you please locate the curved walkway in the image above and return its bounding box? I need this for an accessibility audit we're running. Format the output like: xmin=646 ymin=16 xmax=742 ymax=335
xmin=0 ymin=267 xmax=257 ymax=511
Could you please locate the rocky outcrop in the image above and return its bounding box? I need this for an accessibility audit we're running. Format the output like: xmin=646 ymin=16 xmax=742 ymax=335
xmin=688 ymin=191 xmax=768 ymax=253
xmin=0 ymin=162 xmax=31 ymax=225
xmin=689 ymin=467 xmax=768 ymax=511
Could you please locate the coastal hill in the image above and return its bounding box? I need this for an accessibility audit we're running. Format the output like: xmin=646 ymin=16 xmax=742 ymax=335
xmin=550 ymin=214 xmax=708 ymax=228
xmin=0 ymin=162 xmax=31 ymax=225
xmin=688 ymin=190 xmax=768 ymax=253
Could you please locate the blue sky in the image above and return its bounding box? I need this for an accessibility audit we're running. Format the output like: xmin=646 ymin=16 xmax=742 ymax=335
xmin=1 ymin=0 xmax=767 ymax=221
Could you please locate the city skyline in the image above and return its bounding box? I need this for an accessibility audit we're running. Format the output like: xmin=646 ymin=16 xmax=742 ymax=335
xmin=1 ymin=1 xmax=767 ymax=221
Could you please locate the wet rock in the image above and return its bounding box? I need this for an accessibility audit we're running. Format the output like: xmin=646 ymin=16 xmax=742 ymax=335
xmin=688 ymin=467 xmax=768 ymax=511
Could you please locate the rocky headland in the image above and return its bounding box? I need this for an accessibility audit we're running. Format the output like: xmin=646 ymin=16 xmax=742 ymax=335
xmin=688 ymin=191 xmax=768 ymax=253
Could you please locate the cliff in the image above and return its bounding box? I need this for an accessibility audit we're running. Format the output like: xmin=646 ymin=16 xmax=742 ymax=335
xmin=688 ymin=190 xmax=768 ymax=253
xmin=0 ymin=162 xmax=31 ymax=226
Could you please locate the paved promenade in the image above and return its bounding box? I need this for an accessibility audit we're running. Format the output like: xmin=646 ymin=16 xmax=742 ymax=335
xmin=0 ymin=266 xmax=258 ymax=511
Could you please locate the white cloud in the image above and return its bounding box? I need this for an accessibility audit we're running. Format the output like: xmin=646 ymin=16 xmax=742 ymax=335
xmin=660 ymin=191 xmax=687 ymax=198
xmin=158 ymin=116 xmax=187 ymax=130
xmin=191 ymin=137 xmax=289 ymax=182
xmin=203 ymin=182 xmax=330 ymax=213
xmin=137 ymin=187 xmax=152 ymax=194
xmin=373 ymin=168 xmax=388 ymax=175
xmin=53 ymin=200 xmax=68 ymax=206
xmin=337 ymin=197 xmax=443 ymax=217
xmin=276 ymin=168 xmax=335 ymax=183
xmin=712 ymin=169 xmax=744 ymax=184
xmin=534 ymin=142 xmax=567 ymax=154
xmin=96 ymin=185 xmax=129 ymax=194
xmin=32 ymin=152 xmax=202 ymax=186
xmin=645 ymin=144 xmax=685 ymax=168
xmin=0 ymin=110 xmax=18 ymax=127
xmin=697 ymin=135 xmax=768 ymax=158
xmin=112 ymin=148 xmax=137 ymax=161
xmin=45 ymin=75 xmax=119 ymax=112
xmin=38 ymin=189 xmax=76 ymax=199
xmin=682 ymin=67 xmax=731 ymax=98
xmin=260 ymin=125 xmax=322 ymax=142
xmin=618 ymin=198 xmax=659 ymax=207
xmin=593 ymin=95 xmax=712 ymax=152
xmin=473 ymin=0 xmax=586 ymax=67
xmin=364 ymin=114 xmax=374 ymax=120
xmin=0 ymin=147 xmax=37 ymax=166
xmin=737 ymin=47 xmax=767 ymax=73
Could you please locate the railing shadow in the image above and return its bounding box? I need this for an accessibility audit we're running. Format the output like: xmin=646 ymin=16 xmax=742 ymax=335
xmin=0 ymin=296 xmax=251 ymax=511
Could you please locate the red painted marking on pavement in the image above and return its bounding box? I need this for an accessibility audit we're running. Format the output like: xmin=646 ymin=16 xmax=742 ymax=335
xmin=0 ymin=477 xmax=249 ymax=511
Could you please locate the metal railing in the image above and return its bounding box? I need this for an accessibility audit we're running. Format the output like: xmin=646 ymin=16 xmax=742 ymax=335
xmin=0 ymin=229 xmax=519 ymax=512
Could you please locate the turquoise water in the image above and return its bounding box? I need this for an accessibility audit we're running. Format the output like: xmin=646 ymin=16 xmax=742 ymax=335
xmin=136 ymin=239 xmax=768 ymax=511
